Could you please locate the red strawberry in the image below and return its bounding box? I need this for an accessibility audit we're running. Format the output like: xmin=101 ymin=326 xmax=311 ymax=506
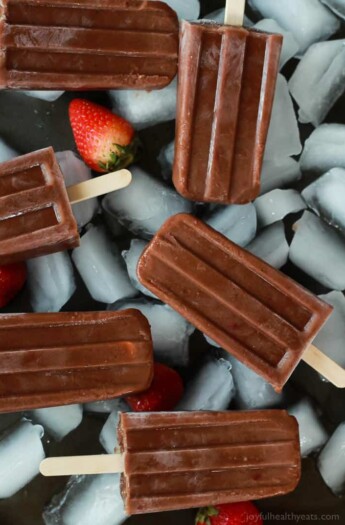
xmin=69 ymin=99 xmax=138 ymax=173
xmin=0 ymin=262 xmax=27 ymax=308
xmin=196 ymin=503 xmax=263 ymax=525
xmin=126 ymin=363 xmax=184 ymax=412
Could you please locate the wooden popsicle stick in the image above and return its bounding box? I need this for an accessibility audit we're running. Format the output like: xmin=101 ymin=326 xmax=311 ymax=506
xmin=40 ymin=454 xmax=124 ymax=477
xmin=224 ymin=0 xmax=246 ymax=26
xmin=303 ymin=344 xmax=345 ymax=388
xmin=67 ymin=169 xmax=132 ymax=205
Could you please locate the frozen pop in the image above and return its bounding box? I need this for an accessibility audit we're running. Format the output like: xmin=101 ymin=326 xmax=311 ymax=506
xmin=40 ymin=410 xmax=301 ymax=514
xmin=173 ymin=1 xmax=282 ymax=204
xmin=137 ymin=214 xmax=334 ymax=391
xmin=0 ymin=147 xmax=131 ymax=264
xmin=0 ymin=0 xmax=179 ymax=90
xmin=0 ymin=309 xmax=153 ymax=412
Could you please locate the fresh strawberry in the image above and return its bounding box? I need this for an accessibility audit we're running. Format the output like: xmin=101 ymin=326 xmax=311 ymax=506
xmin=0 ymin=262 xmax=27 ymax=308
xmin=126 ymin=363 xmax=184 ymax=412
xmin=196 ymin=503 xmax=263 ymax=525
xmin=69 ymin=99 xmax=138 ymax=173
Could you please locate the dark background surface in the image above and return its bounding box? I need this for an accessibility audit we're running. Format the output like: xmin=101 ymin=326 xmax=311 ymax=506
xmin=0 ymin=1 xmax=344 ymax=524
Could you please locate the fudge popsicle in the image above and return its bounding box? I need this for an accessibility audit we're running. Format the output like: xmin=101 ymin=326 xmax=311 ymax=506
xmin=0 ymin=147 xmax=131 ymax=264
xmin=0 ymin=309 xmax=153 ymax=412
xmin=137 ymin=214 xmax=333 ymax=391
xmin=40 ymin=410 xmax=301 ymax=514
xmin=0 ymin=0 xmax=179 ymax=90
xmin=173 ymin=5 xmax=282 ymax=204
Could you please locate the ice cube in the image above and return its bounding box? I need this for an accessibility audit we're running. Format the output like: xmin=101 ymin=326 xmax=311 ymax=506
xmin=289 ymin=399 xmax=328 ymax=456
xmin=56 ymin=151 xmax=98 ymax=229
xmin=313 ymin=291 xmax=345 ymax=368
xmin=254 ymin=19 xmax=299 ymax=68
xmin=289 ymin=211 xmax=345 ymax=290
xmin=157 ymin=140 xmax=175 ymax=180
xmin=265 ymin=75 xmax=302 ymax=159
xmin=122 ymin=239 xmax=156 ymax=298
xmin=318 ymin=422 xmax=345 ymax=495
xmin=321 ymin=0 xmax=345 ymax=18
xmin=302 ymin=168 xmax=345 ymax=234
xmin=206 ymin=203 xmax=257 ymax=247
xmin=248 ymin=0 xmax=340 ymax=54
xmin=205 ymin=8 xmax=253 ymax=26
xmin=0 ymin=420 xmax=44 ymax=498
xmin=260 ymin=158 xmax=301 ymax=195
xmin=72 ymin=226 xmax=137 ymax=304
xmin=228 ymin=356 xmax=283 ymax=409
xmin=102 ymin=166 xmax=193 ymax=239
xmin=176 ymin=359 xmax=235 ymax=411
xmin=99 ymin=401 xmax=130 ymax=454
xmin=289 ymin=39 xmax=345 ymax=126
xmin=27 ymin=251 xmax=76 ymax=312
xmin=300 ymin=124 xmax=345 ymax=174
xmin=22 ymin=91 xmax=64 ymax=102
xmin=110 ymin=299 xmax=194 ymax=367
xmin=254 ymin=189 xmax=306 ymax=228
xmin=163 ymin=0 xmax=200 ymax=20
xmin=0 ymin=137 xmax=17 ymax=162
xmin=109 ymin=77 xmax=177 ymax=130
xmin=29 ymin=405 xmax=83 ymax=442
xmin=43 ymin=474 xmax=126 ymax=525
xmin=246 ymin=221 xmax=289 ymax=269
xmin=84 ymin=398 xmax=125 ymax=414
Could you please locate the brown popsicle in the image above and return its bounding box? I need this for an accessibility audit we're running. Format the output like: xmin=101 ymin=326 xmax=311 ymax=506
xmin=0 ymin=0 xmax=178 ymax=90
xmin=173 ymin=20 xmax=282 ymax=204
xmin=0 ymin=309 xmax=153 ymax=412
xmin=0 ymin=147 xmax=79 ymax=264
xmin=0 ymin=147 xmax=132 ymax=264
xmin=40 ymin=410 xmax=301 ymax=514
xmin=137 ymin=214 xmax=333 ymax=391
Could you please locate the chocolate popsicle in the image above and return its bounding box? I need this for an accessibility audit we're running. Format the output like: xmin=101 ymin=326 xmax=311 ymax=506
xmin=0 ymin=0 xmax=179 ymax=90
xmin=173 ymin=14 xmax=282 ymax=204
xmin=40 ymin=410 xmax=301 ymax=514
xmin=137 ymin=214 xmax=333 ymax=391
xmin=0 ymin=309 xmax=153 ymax=412
xmin=0 ymin=147 xmax=131 ymax=264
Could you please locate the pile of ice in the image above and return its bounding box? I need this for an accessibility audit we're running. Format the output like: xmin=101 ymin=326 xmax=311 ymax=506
xmin=246 ymin=222 xmax=289 ymax=269
xmin=109 ymin=77 xmax=177 ymax=130
xmin=205 ymin=204 xmax=257 ymax=247
xmin=163 ymin=0 xmax=200 ymax=20
xmin=122 ymin=239 xmax=156 ymax=298
xmin=260 ymin=158 xmax=301 ymax=195
xmin=254 ymin=19 xmax=299 ymax=68
xmin=176 ymin=359 xmax=235 ymax=411
xmin=264 ymin=75 xmax=302 ymax=160
xmin=289 ymin=211 xmax=345 ymax=290
xmin=0 ymin=137 xmax=17 ymax=162
xmin=158 ymin=140 xmax=175 ymax=180
xmin=72 ymin=226 xmax=137 ymax=304
xmin=29 ymin=404 xmax=83 ymax=441
xmin=22 ymin=91 xmax=64 ymax=102
xmin=27 ymin=252 xmax=76 ymax=312
xmin=254 ymin=189 xmax=306 ymax=228
xmin=102 ymin=166 xmax=192 ymax=238
xmin=99 ymin=400 xmax=130 ymax=454
xmin=248 ymin=0 xmax=340 ymax=55
xmin=321 ymin=0 xmax=345 ymax=19
xmin=313 ymin=292 xmax=345 ymax=368
xmin=302 ymin=168 xmax=345 ymax=233
xmin=0 ymin=420 xmax=45 ymax=498
xmin=318 ymin=422 xmax=345 ymax=495
xmin=110 ymin=299 xmax=194 ymax=367
xmin=289 ymin=399 xmax=328 ymax=457
xmin=300 ymin=124 xmax=345 ymax=174
xmin=43 ymin=474 xmax=126 ymax=525
xmin=289 ymin=40 xmax=345 ymax=126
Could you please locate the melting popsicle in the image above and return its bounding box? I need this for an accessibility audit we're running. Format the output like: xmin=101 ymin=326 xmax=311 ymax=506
xmin=0 ymin=309 xmax=153 ymax=412
xmin=40 ymin=410 xmax=301 ymax=514
xmin=173 ymin=0 xmax=282 ymax=204
xmin=0 ymin=147 xmax=131 ymax=264
xmin=137 ymin=214 xmax=337 ymax=391
xmin=0 ymin=0 xmax=179 ymax=90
